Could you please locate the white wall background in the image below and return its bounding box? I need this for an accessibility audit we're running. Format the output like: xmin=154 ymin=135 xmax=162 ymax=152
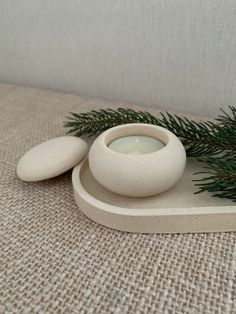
xmin=0 ymin=0 xmax=236 ymax=117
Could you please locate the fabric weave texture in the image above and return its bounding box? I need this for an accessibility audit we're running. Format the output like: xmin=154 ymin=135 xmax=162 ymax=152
xmin=0 ymin=84 xmax=235 ymax=314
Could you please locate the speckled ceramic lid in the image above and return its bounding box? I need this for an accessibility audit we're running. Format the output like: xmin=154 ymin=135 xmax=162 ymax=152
xmin=17 ymin=136 xmax=88 ymax=181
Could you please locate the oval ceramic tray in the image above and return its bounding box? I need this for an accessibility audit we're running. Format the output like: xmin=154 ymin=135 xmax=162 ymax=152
xmin=72 ymin=159 xmax=236 ymax=233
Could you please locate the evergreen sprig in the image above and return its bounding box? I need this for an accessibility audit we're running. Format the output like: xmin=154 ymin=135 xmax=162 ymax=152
xmin=216 ymin=106 xmax=236 ymax=127
xmin=194 ymin=156 xmax=236 ymax=201
xmin=64 ymin=108 xmax=158 ymax=136
xmin=155 ymin=112 xmax=236 ymax=157
xmin=64 ymin=107 xmax=236 ymax=201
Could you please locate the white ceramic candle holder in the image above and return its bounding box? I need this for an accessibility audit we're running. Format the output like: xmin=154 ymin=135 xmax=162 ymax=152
xmin=89 ymin=123 xmax=186 ymax=197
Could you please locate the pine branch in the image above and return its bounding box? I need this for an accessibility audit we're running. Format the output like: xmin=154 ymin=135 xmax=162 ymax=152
xmin=194 ymin=157 xmax=236 ymax=201
xmin=64 ymin=108 xmax=158 ymax=136
xmin=216 ymin=106 xmax=236 ymax=128
xmin=64 ymin=107 xmax=236 ymax=157
xmin=156 ymin=112 xmax=235 ymax=157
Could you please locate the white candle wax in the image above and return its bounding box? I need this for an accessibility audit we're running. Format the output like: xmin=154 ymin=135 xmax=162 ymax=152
xmin=108 ymin=135 xmax=165 ymax=155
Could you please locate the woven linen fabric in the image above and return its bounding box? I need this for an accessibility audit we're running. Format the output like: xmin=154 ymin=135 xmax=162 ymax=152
xmin=0 ymin=84 xmax=236 ymax=314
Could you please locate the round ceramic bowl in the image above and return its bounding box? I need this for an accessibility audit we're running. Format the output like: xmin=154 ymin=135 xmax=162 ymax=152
xmin=89 ymin=123 xmax=186 ymax=197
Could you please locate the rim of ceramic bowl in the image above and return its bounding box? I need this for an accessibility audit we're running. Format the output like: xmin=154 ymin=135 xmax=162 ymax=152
xmin=100 ymin=123 xmax=171 ymax=155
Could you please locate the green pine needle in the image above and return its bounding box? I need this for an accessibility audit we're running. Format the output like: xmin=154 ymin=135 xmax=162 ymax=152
xmin=194 ymin=157 xmax=236 ymax=201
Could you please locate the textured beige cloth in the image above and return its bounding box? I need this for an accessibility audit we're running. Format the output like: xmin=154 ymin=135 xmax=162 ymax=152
xmin=0 ymin=84 xmax=235 ymax=314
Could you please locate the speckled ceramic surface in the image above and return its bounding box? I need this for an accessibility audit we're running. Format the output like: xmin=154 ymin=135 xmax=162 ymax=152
xmin=89 ymin=123 xmax=186 ymax=197
xmin=72 ymin=158 xmax=236 ymax=233
xmin=17 ymin=136 xmax=88 ymax=181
